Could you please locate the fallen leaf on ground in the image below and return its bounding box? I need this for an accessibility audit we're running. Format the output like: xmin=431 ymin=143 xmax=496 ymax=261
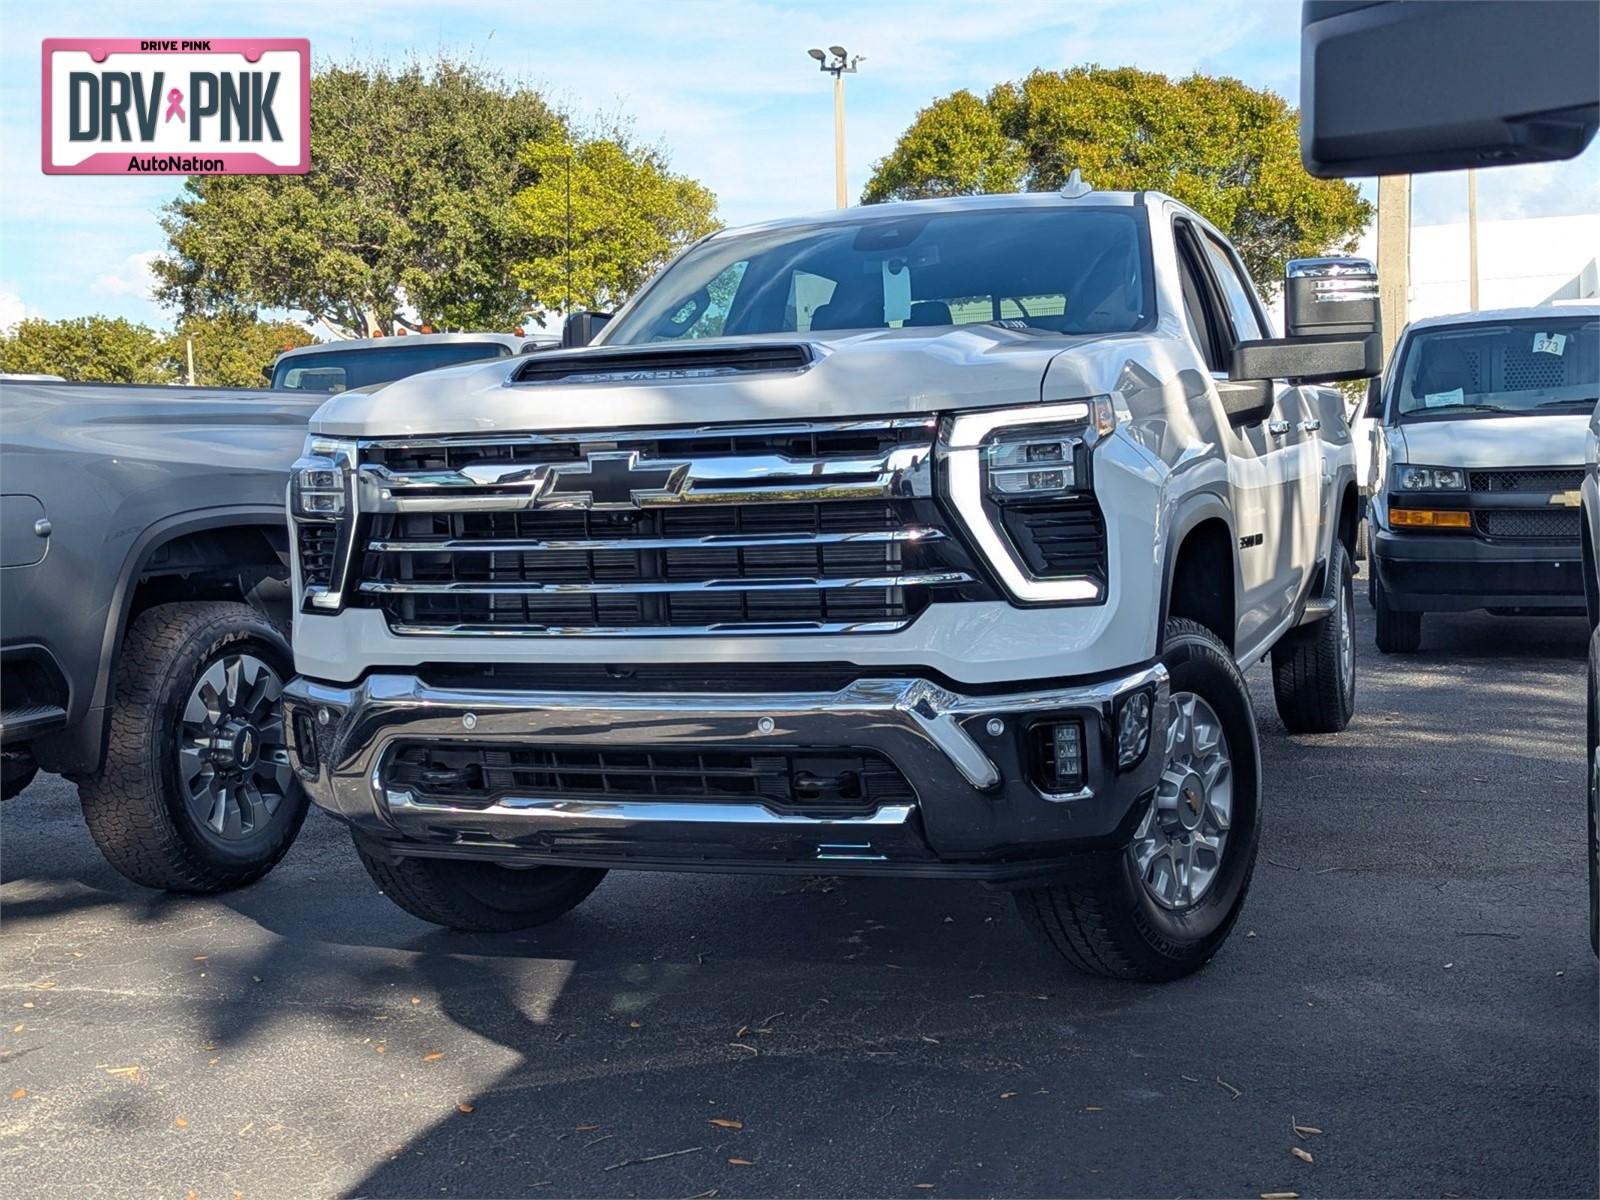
xmin=104 ymin=1066 xmax=142 ymax=1081
xmin=921 ymin=1036 xmax=940 ymax=1045
xmin=11 ymin=1025 xmax=22 ymax=1033
xmin=576 ymin=1124 xmax=602 ymax=1131
xmin=374 ymin=1045 xmax=386 ymax=1055
xmin=914 ymin=1185 xmax=935 ymax=1191
xmin=10 ymin=1088 xmax=26 ymax=1100
xmin=999 ymin=1092 xmax=1017 ymax=1100
xmin=410 ymin=997 xmax=421 ymax=1005
xmin=727 ymin=1158 xmax=755 ymax=1166
xmin=1085 ymin=1106 xmax=1103 ymax=1112
xmin=31 ymin=982 xmax=55 ymax=991
xmin=1293 ymin=1123 xmax=1323 ymax=1137
xmin=629 ymin=1021 xmax=641 ymax=1029
xmin=174 ymin=1116 xmax=189 ymax=1128
xmin=457 ymin=1102 xmax=475 ymax=1114
xmin=422 ymin=1052 xmax=444 ymax=1062
xmin=193 ymin=956 xmax=207 ymax=962
xmin=709 ymin=1118 xmax=743 ymax=1129
xmin=1260 ymin=1193 xmax=1299 ymax=1199
xmin=21 ymin=1003 xmax=34 ymax=1009
xmin=1290 ymin=1147 xmax=1313 ymax=1164
xmin=1216 ymin=1077 xmax=1242 ymax=1099
xmin=728 ymin=1042 xmax=758 ymax=1055
xmin=238 ymin=1122 xmax=254 ymax=1136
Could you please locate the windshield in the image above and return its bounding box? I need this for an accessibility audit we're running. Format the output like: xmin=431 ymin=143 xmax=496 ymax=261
xmin=602 ymin=206 xmax=1152 ymax=344
xmin=1394 ymin=315 xmax=1598 ymax=419
xmin=271 ymin=342 xmax=511 ymax=392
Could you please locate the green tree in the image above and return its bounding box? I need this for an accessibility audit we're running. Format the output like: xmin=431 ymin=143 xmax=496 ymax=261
xmin=508 ymin=127 xmax=720 ymax=317
xmin=865 ymin=66 xmax=1372 ymax=289
xmin=153 ymin=60 xmax=563 ymax=337
xmin=168 ymin=313 xmax=318 ymax=388
xmin=0 ymin=316 xmax=174 ymax=383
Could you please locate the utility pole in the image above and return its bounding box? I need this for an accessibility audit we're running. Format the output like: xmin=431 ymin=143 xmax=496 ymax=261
xmin=185 ymin=335 xmax=195 ymax=387
xmin=1466 ymin=168 xmax=1480 ymax=311
xmin=1376 ymin=174 xmax=1411 ymax=366
xmin=808 ymin=46 xmax=863 ymax=208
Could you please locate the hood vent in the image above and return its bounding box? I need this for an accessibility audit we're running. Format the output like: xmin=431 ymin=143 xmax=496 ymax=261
xmin=513 ymin=343 xmax=812 ymax=385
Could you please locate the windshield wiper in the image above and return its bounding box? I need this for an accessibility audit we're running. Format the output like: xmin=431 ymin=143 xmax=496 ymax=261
xmin=1406 ymin=403 xmax=1507 ymax=415
xmin=1534 ymin=397 xmax=1598 ymax=409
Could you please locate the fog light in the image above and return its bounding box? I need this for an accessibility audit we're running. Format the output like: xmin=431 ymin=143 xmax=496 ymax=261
xmin=1048 ymin=721 xmax=1084 ymax=790
xmin=1115 ymin=689 xmax=1154 ymax=769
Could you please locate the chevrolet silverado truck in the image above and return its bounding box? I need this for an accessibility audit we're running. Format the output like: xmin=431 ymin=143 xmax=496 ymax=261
xmin=1 ymin=380 xmax=321 ymax=890
xmin=1584 ymin=398 xmax=1599 ymax=954
xmin=283 ymin=189 xmax=1378 ymax=981
xmin=1366 ymin=304 xmax=1596 ymax=652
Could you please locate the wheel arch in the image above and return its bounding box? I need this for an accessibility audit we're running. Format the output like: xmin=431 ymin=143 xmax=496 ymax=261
xmin=1159 ymin=492 xmax=1239 ymax=655
xmin=66 ymin=508 xmax=289 ymax=777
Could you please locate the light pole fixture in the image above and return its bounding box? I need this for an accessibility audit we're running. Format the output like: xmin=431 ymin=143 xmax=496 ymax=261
xmin=807 ymin=45 xmax=864 ymax=208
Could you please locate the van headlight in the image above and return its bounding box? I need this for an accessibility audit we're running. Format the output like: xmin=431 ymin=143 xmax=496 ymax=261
xmin=942 ymin=399 xmax=1114 ymax=604
xmin=290 ymin=435 xmax=358 ymax=519
xmin=1396 ymin=465 xmax=1466 ymax=491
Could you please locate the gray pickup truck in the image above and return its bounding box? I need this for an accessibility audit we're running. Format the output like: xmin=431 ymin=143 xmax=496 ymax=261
xmin=1 ymin=380 xmax=321 ymax=890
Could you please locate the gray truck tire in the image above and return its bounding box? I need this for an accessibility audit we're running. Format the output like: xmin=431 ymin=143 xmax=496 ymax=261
xmin=78 ymin=601 xmax=308 ymax=892
xmin=1014 ymin=618 xmax=1261 ymax=982
xmin=354 ymin=839 xmax=607 ymax=932
xmin=1271 ymin=540 xmax=1356 ymax=734
xmin=1373 ymin=574 xmax=1423 ymax=653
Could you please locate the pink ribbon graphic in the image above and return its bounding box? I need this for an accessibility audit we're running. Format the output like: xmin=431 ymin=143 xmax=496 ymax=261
xmin=164 ymin=88 xmax=185 ymax=123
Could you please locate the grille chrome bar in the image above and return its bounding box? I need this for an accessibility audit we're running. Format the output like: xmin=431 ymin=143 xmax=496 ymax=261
xmin=358 ymin=446 xmax=932 ymax=512
xmin=356 ymin=416 xmax=936 ymax=451
xmin=385 ymin=619 xmax=912 ymax=637
xmin=360 ymin=571 xmax=972 ymax=596
xmin=367 ymin=527 xmax=945 ymax=554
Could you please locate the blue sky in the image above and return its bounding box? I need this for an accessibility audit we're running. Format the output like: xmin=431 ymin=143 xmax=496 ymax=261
xmin=3 ymin=0 xmax=1597 ymax=329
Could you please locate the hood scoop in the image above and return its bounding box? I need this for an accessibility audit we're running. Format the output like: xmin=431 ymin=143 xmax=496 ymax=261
xmin=513 ymin=342 xmax=813 ymax=386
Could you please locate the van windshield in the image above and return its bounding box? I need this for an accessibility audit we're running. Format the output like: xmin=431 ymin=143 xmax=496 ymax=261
xmin=271 ymin=342 xmax=511 ymax=392
xmin=1395 ymin=315 xmax=1598 ymax=419
xmin=602 ymin=206 xmax=1152 ymax=344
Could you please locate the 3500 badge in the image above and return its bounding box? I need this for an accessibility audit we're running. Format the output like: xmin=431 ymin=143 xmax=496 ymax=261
xmin=42 ymin=38 xmax=309 ymax=175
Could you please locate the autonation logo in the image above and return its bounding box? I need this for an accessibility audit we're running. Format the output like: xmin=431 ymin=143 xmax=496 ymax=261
xmin=42 ymin=38 xmax=309 ymax=175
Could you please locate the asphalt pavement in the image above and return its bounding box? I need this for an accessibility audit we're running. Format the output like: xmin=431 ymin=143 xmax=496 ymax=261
xmin=2 ymin=591 xmax=1594 ymax=1199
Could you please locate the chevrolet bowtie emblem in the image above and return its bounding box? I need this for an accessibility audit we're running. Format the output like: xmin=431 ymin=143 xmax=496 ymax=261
xmin=539 ymin=450 xmax=691 ymax=509
xmin=1551 ymin=489 xmax=1582 ymax=508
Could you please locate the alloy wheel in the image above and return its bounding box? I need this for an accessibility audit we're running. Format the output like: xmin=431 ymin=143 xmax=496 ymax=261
xmin=1129 ymin=691 xmax=1234 ymax=909
xmin=177 ymin=653 xmax=294 ymax=840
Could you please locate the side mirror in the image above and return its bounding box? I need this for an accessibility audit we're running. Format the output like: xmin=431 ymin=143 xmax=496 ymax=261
xmin=1363 ymin=375 xmax=1384 ymax=420
xmin=1231 ymin=333 xmax=1383 ymax=385
xmin=561 ymin=312 xmax=613 ymax=348
xmin=1285 ymin=257 xmax=1379 ymax=340
xmin=261 ymin=363 xmax=274 ymax=382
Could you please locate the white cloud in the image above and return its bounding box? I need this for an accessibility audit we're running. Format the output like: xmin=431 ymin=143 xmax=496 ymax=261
xmin=0 ymin=286 xmax=34 ymax=332
xmin=91 ymin=249 xmax=162 ymax=301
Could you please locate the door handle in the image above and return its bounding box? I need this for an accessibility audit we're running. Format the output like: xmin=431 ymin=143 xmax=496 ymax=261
xmin=1267 ymin=419 xmax=1291 ymax=436
xmin=1300 ymin=419 xmax=1321 ymax=433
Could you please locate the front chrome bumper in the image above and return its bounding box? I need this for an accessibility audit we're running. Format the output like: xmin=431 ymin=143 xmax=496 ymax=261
xmin=283 ymin=662 xmax=1169 ymax=881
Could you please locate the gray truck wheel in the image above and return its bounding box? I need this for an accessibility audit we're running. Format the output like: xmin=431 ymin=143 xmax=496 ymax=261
xmin=1373 ymin=574 xmax=1423 ymax=653
xmin=78 ymin=601 xmax=308 ymax=892
xmin=353 ymin=839 xmax=606 ymax=933
xmin=1271 ymin=540 xmax=1356 ymax=734
xmin=1014 ymin=618 xmax=1261 ymax=982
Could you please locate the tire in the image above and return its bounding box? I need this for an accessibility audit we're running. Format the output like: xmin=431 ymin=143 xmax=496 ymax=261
xmin=1373 ymin=572 xmax=1423 ymax=654
xmin=1587 ymin=627 xmax=1598 ymax=957
xmin=1271 ymin=540 xmax=1356 ymax=734
xmin=78 ymin=601 xmax=309 ymax=893
xmin=1354 ymin=517 xmax=1369 ymax=563
xmin=354 ymin=838 xmax=606 ymax=933
xmin=1015 ymin=618 xmax=1261 ymax=982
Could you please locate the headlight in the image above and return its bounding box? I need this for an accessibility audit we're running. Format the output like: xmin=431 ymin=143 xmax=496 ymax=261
xmin=1396 ymin=465 xmax=1466 ymax=491
xmin=943 ymin=398 xmax=1114 ymax=604
xmin=290 ymin=435 xmax=357 ymax=519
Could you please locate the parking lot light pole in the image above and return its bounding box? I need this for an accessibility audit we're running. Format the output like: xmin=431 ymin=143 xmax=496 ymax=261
xmin=808 ymin=46 xmax=863 ymax=208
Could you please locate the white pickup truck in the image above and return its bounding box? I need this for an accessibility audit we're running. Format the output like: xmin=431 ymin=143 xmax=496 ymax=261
xmin=282 ymin=188 xmax=1377 ymax=981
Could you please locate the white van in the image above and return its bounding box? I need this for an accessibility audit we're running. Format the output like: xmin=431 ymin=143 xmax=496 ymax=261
xmin=1367 ymin=303 xmax=1597 ymax=651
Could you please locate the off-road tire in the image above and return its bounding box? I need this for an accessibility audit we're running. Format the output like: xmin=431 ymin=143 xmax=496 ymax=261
xmin=1014 ymin=618 xmax=1262 ymax=982
xmin=77 ymin=601 xmax=308 ymax=892
xmin=1373 ymin=573 xmax=1423 ymax=653
xmin=1587 ymin=628 xmax=1598 ymax=957
xmin=354 ymin=839 xmax=607 ymax=933
xmin=1271 ymin=540 xmax=1356 ymax=734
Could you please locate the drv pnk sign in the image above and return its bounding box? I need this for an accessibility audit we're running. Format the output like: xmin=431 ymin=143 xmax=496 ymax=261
xmin=42 ymin=39 xmax=309 ymax=175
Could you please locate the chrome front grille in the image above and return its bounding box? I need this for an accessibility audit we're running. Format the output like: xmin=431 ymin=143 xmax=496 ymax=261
xmin=340 ymin=419 xmax=993 ymax=635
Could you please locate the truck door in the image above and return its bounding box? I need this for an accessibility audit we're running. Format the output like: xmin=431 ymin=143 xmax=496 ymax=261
xmin=1173 ymin=220 xmax=1312 ymax=651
